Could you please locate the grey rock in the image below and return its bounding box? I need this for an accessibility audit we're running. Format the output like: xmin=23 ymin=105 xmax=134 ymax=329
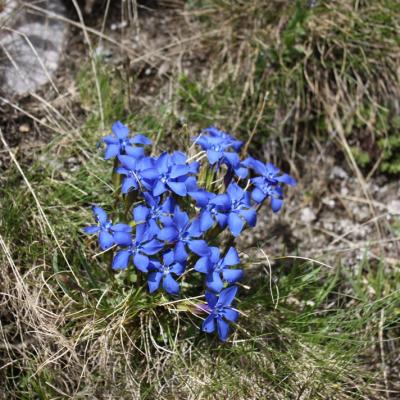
xmin=388 ymin=200 xmax=400 ymax=215
xmin=300 ymin=207 xmax=316 ymax=223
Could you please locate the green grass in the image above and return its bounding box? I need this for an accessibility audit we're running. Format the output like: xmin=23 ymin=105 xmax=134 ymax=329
xmin=1 ymin=0 xmax=400 ymax=398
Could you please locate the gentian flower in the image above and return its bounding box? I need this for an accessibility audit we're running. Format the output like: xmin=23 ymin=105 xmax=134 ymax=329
xmin=102 ymin=121 xmax=151 ymax=160
xmin=157 ymin=206 xmax=210 ymax=263
xmin=150 ymin=152 xmax=199 ymax=197
xmin=202 ymin=286 xmax=239 ymax=341
xmin=204 ymin=126 xmax=243 ymax=152
xmin=133 ymin=193 xmax=175 ymax=233
xmin=112 ymin=223 xmax=163 ymax=272
xmin=212 ymin=183 xmax=257 ymax=236
xmin=243 ymin=157 xmax=296 ymax=212
xmin=147 ymin=251 xmax=185 ymax=295
xmin=83 ymin=205 xmax=132 ymax=250
xmin=116 ymin=155 xmax=158 ymax=194
xmin=189 ymin=190 xmax=229 ymax=232
xmin=195 ymin=247 xmax=243 ymax=292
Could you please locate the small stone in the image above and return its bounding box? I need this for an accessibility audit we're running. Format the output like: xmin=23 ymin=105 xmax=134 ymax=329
xmin=330 ymin=166 xmax=348 ymax=180
xmin=300 ymin=207 xmax=316 ymax=223
xmin=19 ymin=123 xmax=30 ymax=133
xmin=388 ymin=200 xmax=400 ymax=215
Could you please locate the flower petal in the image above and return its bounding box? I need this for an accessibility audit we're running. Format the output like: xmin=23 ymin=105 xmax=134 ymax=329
xmin=133 ymin=205 xmax=150 ymax=222
xmin=83 ymin=225 xmax=99 ymax=234
xmin=131 ymin=134 xmax=151 ymax=145
xmin=205 ymin=291 xmax=218 ymax=308
xmin=271 ymin=197 xmax=283 ymax=213
xmin=148 ymin=271 xmax=162 ymax=293
xmin=92 ymin=206 xmax=108 ymax=224
xmin=224 ymin=247 xmax=240 ymax=266
xmin=223 ymin=308 xmax=239 ymax=323
xmin=112 ymin=250 xmax=131 ymax=270
xmin=113 ymin=231 xmax=132 ymax=246
xmin=170 ymin=262 xmax=185 ymax=276
xmin=170 ymin=164 xmax=189 ymax=179
xmin=194 ymin=256 xmax=209 ymax=274
xmin=227 ymin=213 xmax=245 ymax=237
xmin=99 ymin=231 xmax=114 ymax=250
xmin=121 ymin=177 xmax=137 ymax=193
xmin=158 ymin=227 xmax=178 ymax=242
xmin=188 ymin=240 xmax=210 ymax=256
xmin=240 ymin=209 xmax=257 ymax=227
xmin=174 ymin=241 xmax=188 ymax=263
xmin=277 ymin=173 xmax=296 ymax=186
xmin=217 ymin=318 xmax=230 ymax=341
xmin=167 ymin=181 xmax=187 ymax=196
xmin=206 ymin=149 xmax=222 ymax=164
xmin=153 ymin=181 xmax=167 ymax=197
xmin=202 ymin=314 xmax=215 ymax=333
xmin=134 ymin=253 xmax=149 ymax=272
xmin=199 ymin=210 xmax=214 ymax=232
xmin=162 ymin=273 xmax=180 ymax=295
xmin=217 ymin=286 xmax=238 ymax=307
xmin=206 ymin=272 xmax=224 ymax=293
xmin=222 ymin=268 xmax=243 ymax=283
xmin=251 ymin=188 xmax=266 ymax=203
xmin=112 ymin=121 xmax=129 ymax=139
xmin=104 ymin=144 xmax=119 ymax=160
xmin=111 ymin=223 xmax=132 ymax=232
xmin=125 ymin=146 xmax=144 ymax=159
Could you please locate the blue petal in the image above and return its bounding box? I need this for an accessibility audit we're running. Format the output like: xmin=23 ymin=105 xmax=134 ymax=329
xmin=125 ymin=146 xmax=144 ymax=159
xmin=226 ymin=182 xmax=243 ymax=202
xmin=83 ymin=225 xmax=100 ymax=234
xmin=121 ymin=177 xmax=138 ymax=193
xmin=158 ymin=227 xmax=178 ymax=242
xmin=217 ymin=318 xmax=230 ymax=341
xmin=206 ymin=150 xmax=222 ymax=164
xmin=143 ymin=239 xmax=163 ymax=255
xmin=118 ymin=155 xmax=137 ymax=170
xmin=155 ymin=152 xmax=170 ymax=173
xmin=194 ymin=256 xmax=209 ymax=274
xmin=140 ymin=168 xmax=159 ymax=180
xmin=222 ymin=151 xmax=239 ymax=167
xmin=112 ymin=121 xmax=129 ymax=139
xmin=92 ymin=206 xmax=108 ymax=224
xmin=210 ymin=194 xmax=231 ymax=210
xmin=102 ymin=134 xmax=118 ymax=144
xmin=104 ymin=144 xmax=120 ymax=160
xmin=240 ymin=209 xmax=257 ymax=227
xmin=251 ymin=188 xmax=266 ymax=203
xmin=153 ymin=181 xmax=167 ymax=197
xmin=163 ymin=250 xmax=175 ymax=266
xmin=202 ymin=314 xmax=215 ymax=333
xmin=224 ymin=247 xmax=240 ymax=266
xmin=207 ymin=272 xmax=224 ymax=293
xmin=148 ymin=271 xmax=162 ymax=293
xmin=131 ymin=134 xmax=151 ymax=145
xmin=134 ymin=253 xmax=149 ymax=272
xmin=234 ymin=166 xmax=248 ymax=179
xmin=171 ymin=151 xmax=187 ymax=164
xmin=170 ymin=164 xmax=189 ymax=179
xmin=216 ymin=212 xmax=228 ymax=227
xmin=271 ymin=197 xmax=283 ymax=213
xmin=111 ymin=223 xmax=132 ymax=232
xmin=99 ymin=231 xmax=114 ymax=250
xmin=170 ymin=262 xmax=185 ymax=276
xmin=227 ymin=213 xmax=245 ymax=237
xmin=209 ymin=247 xmax=220 ymax=263
xmin=205 ymin=291 xmax=218 ymax=308
xmin=112 ymin=250 xmax=131 ymax=270
xmin=222 ymin=268 xmax=243 ymax=283
xmin=189 ymin=190 xmax=211 ymax=207
xmin=162 ymin=274 xmax=180 ymax=295
xmin=277 ymin=173 xmax=296 ymax=186
xmin=217 ymin=286 xmax=238 ymax=307
xmin=188 ymin=240 xmax=210 ymax=256
xmin=173 ymin=207 xmax=190 ymax=228
xmin=174 ymin=241 xmax=188 ymax=263
xmin=223 ymin=308 xmax=239 ymax=322
xmin=133 ymin=205 xmax=150 ymax=222
xmin=199 ymin=210 xmax=214 ymax=232
xmin=167 ymin=181 xmax=187 ymax=196
xmin=113 ymin=231 xmax=132 ymax=246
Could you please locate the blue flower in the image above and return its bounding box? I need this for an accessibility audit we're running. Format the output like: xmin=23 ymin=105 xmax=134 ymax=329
xmin=83 ymin=206 xmax=132 ymax=250
xmin=195 ymin=247 xmax=243 ymax=292
xmin=212 ymin=183 xmax=257 ymax=236
xmin=147 ymin=251 xmax=185 ymax=295
xmin=157 ymin=206 xmax=210 ymax=263
xmin=202 ymin=286 xmax=239 ymax=341
xmin=193 ymin=127 xmax=248 ymax=178
xmin=189 ymin=190 xmax=229 ymax=232
xmin=116 ymin=155 xmax=159 ymax=194
xmin=150 ymin=152 xmax=199 ymax=197
xmin=244 ymin=157 xmax=296 ymax=187
xmin=133 ymin=193 xmax=175 ymax=233
xmin=112 ymin=224 xmax=163 ymax=272
xmin=203 ymin=126 xmax=243 ymax=152
xmin=243 ymin=157 xmax=296 ymax=212
xmin=102 ymin=121 xmax=151 ymax=160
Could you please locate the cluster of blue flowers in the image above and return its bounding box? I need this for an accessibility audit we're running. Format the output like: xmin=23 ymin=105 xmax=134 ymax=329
xmin=84 ymin=121 xmax=296 ymax=341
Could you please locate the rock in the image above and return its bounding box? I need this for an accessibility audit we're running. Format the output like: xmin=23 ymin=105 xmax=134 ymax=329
xmin=300 ymin=207 xmax=316 ymax=223
xmin=388 ymin=200 xmax=400 ymax=215
xmin=330 ymin=166 xmax=348 ymax=180
xmin=0 ymin=1 xmax=68 ymax=95
xmin=19 ymin=123 xmax=30 ymax=133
